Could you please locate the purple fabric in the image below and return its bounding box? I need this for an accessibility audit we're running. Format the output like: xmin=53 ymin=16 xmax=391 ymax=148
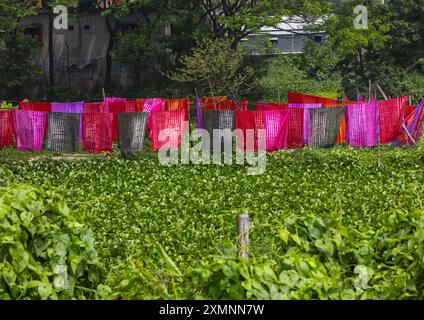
xmin=195 ymin=98 xmax=203 ymax=130
xmin=346 ymin=102 xmax=378 ymax=147
xmin=52 ymin=102 xmax=84 ymax=141
xmin=407 ymin=99 xmax=424 ymax=141
xmin=12 ymin=109 xmax=46 ymax=151
xmin=288 ymin=104 xmax=322 ymax=144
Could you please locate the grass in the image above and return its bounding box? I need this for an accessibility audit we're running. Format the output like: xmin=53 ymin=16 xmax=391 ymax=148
xmin=0 ymin=142 xmax=423 ymax=298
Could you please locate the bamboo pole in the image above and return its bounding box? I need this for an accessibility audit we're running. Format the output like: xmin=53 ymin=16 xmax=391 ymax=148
xmin=237 ymin=214 xmax=250 ymax=260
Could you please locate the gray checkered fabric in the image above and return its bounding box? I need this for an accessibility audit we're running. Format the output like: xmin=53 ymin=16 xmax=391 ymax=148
xmin=118 ymin=112 xmax=148 ymax=156
xmin=309 ymin=107 xmax=344 ymax=148
xmin=46 ymin=113 xmax=80 ymax=152
xmin=202 ymin=110 xmax=235 ymax=153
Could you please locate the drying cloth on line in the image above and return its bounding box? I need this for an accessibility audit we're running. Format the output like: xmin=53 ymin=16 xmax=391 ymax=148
xmin=309 ymin=107 xmax=345 ymax=148
xmin=201 ymin=97 xmax=227 ymax=110
xmin=261 ymin=110 xmax=290 ymax=151
xmin=195 ymin=98 xmax=203 ymax=130
xmin=125 ymin=101 xmax=137 ymax=113
xmin=346 ymin=102 xmax=378 ymax=147
xmin=118 ymin=112 xmax=148 ymax=156
xmin=203 ymin=99 xmax=248 ymax=111
xmin=255 ymin=102 xmax=288 ymax=111
xmin=0 ymin=110 xmax=14 ymax=147
xmin=235 ymin=111 xmax=265 ymax=152
xmin=135 ymin=99 xmax=145 ymax=112
xmin=377 ymin=97 xmax=407 ymax=144
xmin=104 ymin=97 xmax=127 ymax=112
xmin=108 ymin=102 xmax=127 ymax=141
xmin=84 ymin=102 xmax=104 ymax=113
xmin=405 ymin=99 xmax=424 ymax=143
xmin=51 ymin=102 xmax=84 ymax=141
xmin=165 ymin=99 xmax=190 ymax=112
xmin=143 ymin=98 xmax=166 ymax=138
xmin=202 ymin=110 xmax=235 ymax=153
xmin=12 ymin=109 xmax=46 ymax=151
xmin=287 ymin=108 xmax=304 ymax=149
xmin=288 ymin=92 xmax=338 ymax=105
xmin=82 ymin=113 xmax=113 ymax=154
xmin=46 ymin=113 xmax=80 ymax=153
xmin=289 ymin=104 xmax=322 ymax=144
xmin=18 ymin=102 xmax=52 ymax=112
xmin=151 ymin=110 xmax=187 ymax=150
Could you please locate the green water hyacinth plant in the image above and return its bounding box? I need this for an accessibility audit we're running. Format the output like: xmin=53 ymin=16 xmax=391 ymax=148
xmin=0 ymin=184 xmax=108 ymax=300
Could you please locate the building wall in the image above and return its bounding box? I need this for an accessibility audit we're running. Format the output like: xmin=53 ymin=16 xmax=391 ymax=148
xmin=21 ymin=12 xmax=133 ymax=94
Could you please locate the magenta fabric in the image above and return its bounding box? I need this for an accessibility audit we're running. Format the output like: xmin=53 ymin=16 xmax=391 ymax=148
xmin=346 ymin=102 xmax=378 ymax=147
xmin=52 ymin=102 xmax=84 ymax=141
xmin=12 ymin=109 xmax=46 ymax=151
xmin=261 ymin=110 xmax=290 ymax=151
xmin=104 ymin=97 xmax=127 ymax=113
xmin=143 ymin=98 xmax=166 ymax=138
xmin=289 ymin=104 xmax=322 ymax=144
xmin=195 ymin=98 xmax=203 ymax=130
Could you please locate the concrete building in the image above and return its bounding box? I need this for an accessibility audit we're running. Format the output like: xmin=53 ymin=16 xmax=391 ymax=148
xmin=243 ymin=17 xmax=327 ymax=55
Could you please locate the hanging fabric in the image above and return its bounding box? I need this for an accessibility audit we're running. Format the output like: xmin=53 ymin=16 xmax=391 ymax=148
xmin=151 ymin=110 xmax=187 ymax=150
xmin=309 ymin=107 xmax=345 ymax=148
xmin=346 ymin=102 xmax=378 ymax=147
xmin=104 ymin=97 xmax=127 ymax=113
xmin=377 ymin=97 xmax=407 ymax=144
xmin=255 ymin=102 xmax=288 ymax=111
xmin=143 ymin=98 xmax=166 ymax=138
xmin=12 ymin=109 xmax=46 ymax=151
xmin=118 ymin=112 xmax=149 ymax=156
xmin=288 ymin=92 xmax=338 ymax=105
xmin=289 ymin=104 xmax=322 ymax=144
xmin=125 ymin=101 xmax=137 ymax=113
xmin=84 ymin=102 xmax=104 ymax=113
xmin=51 ymin=102 xmax=84 ymax=141
xmin=108 ymin=102 xmax=127 ymax=141
xmin=19 ymin=101 xmax=51 ymax=112
xmin=46 ymin=113 xmax=80 ymax=153
xmin=202 ymin=110 xmax=235 ymax=153
xmin=287 ymin=108 xmax=304 ymax=149
xmin=195 ymin=98 xmax=203 ymax=130
xmin=235 ymin=111 xmax=265 ymax=152
xmin=0 ymin=110 xmax=14 ymax=147
xmin=82 ymin=113 xmax=113 ymax=154
xmin=261 ymin=110 xmax=290 ymax=151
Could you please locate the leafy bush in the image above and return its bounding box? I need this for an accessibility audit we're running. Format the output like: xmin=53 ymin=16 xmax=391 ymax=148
xmin=185 ymin=211 xmax=424 ymax=300
xmin=0 ymin=184 xmax=107 ymax=300
xmin=257 ymin=55 xmax=342 ymax=102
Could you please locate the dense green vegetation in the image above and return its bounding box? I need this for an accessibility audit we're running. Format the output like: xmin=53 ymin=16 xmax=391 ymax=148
xmin=1 ymin=142 xmax=423 ymax=299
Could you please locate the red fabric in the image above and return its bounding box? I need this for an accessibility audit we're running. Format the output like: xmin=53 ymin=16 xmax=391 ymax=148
xmin=288 ymin=92 xmax=338 ymax=105
xmin=18 ymin=101 xmax=51 ymax=112
xmin=378 ymin=97 xmax=407 ymax=144
xmin=82 ymin=113 xmax=113 ymax=154
xmin=108 ymin=102 xmax=127 ymax=141
xmin=235 ymin=111 xmax=265 ymax=152
xmin=287 ymin=108 xmax=304 ymax=149
xmin=125 ymin=101 xmax=137 ymax=113
xmin=135 ymin=99 xmax=145 ymax=112
xmin=405 ymin=105 xmax=415 ymax=119
xmin=255 ymin=102 xmax=288 ymax=111
xmin=201 ymin=97 xmax=227 ymax=110
xmin=165 ymin=99 xmax=190 ymax=112
xmin=0 ymin=110 xmax=14 ymax=146
xmin=151 ymin=110 xmax=187 ymax=150
xmin=84 ymin=102 xmax=104 ymax=113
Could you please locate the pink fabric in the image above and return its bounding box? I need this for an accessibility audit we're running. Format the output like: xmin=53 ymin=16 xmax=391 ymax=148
xmin=12 ymin=109 xmax=46 ymax=151
xmin=289 ymin=104 xmax=322 ymax=144
xmin=346 ymin=102 xmax=378 ymax=147
xmin=151 ymin=110 xmax=187 ymax=150
xmin=261 ymin=110 xmax=290 ymax=151
xmin=143 ymin=98 xmax=166 ymax=138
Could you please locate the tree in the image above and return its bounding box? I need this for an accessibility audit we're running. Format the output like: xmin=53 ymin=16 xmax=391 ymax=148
xmin=0 ymin=1 xmax=41 ymax=99
xmin=168 ymin=38 xmax=255 ymax=100
xmin=188 ymin=0 xmax=332 ymax=47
